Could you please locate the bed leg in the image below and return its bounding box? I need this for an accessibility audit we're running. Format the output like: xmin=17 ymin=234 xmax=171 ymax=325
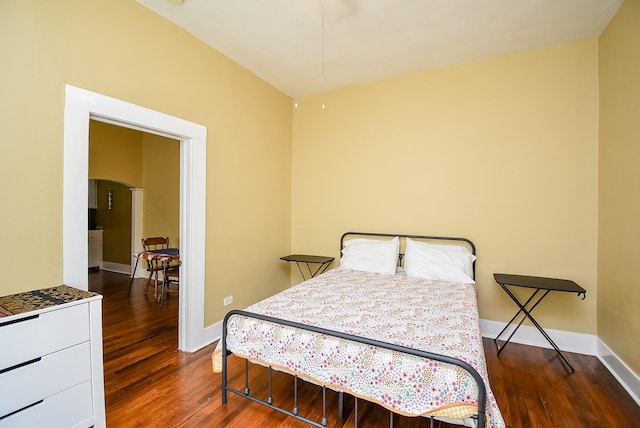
xmin=221 ymin=352 xmax=227 ymax=404
xmin=293 ymin=376 xmax=299 ymax=415
xmin=321 ymin=386 xmax=328 ymax=427
xmin=267 ymin=367 xmax=274 ymax=404
xmin=338 ymin=391 xmax=344 ymax=418
xmin=354 ymin=397 xmax=359 ymax=428
xmin=389 ymin=411 xmax=394 ymax=428
xmin=244 ymin=359 xmax=250 ymax=395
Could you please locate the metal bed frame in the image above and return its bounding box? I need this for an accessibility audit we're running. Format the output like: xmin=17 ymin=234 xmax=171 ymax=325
xmin=221 ymin=232 xmax=485 ymax=428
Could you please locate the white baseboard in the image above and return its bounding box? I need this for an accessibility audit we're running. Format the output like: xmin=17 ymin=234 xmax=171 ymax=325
xmin=100 ymin=262 xmax=131 ymax=275
xmin=480 ymin=319 xmax=597 ymax=355
xmin=481 ymin=319 xmax=640 ymax=404
xmin=203 ymin=321 xmax=222 ymax=348
xmin=596 ymin=339 xmax=640 ymax=406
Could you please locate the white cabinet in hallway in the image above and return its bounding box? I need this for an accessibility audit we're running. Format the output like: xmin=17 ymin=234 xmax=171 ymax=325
xmin=88 ymin=229 xmax=103 ymax=269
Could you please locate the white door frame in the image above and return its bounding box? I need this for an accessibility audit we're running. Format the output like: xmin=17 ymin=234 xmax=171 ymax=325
xmin=63 ymin=84 xmax=207 ymax=352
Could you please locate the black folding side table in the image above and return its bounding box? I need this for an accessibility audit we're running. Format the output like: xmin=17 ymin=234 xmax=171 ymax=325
xmin=280 ymin=254 xmax=335 ymax=281
xmin=493 ymin=273 xmax=586 ymax=372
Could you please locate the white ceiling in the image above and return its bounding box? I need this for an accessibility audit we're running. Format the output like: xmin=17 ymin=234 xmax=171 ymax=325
xmin=137 ymin=0 xmax=622 ymax=97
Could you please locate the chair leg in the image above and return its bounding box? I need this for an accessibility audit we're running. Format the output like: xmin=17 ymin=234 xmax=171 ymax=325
xmin=144 ymin=272 xmax=153 ymax=295
xmin=161 ymin=279 xmax=179 ymax=307
xmin=153 ymin=270 xmax=159 ymax=299
xmin=160 ymin=276 xmax=166 ymax=307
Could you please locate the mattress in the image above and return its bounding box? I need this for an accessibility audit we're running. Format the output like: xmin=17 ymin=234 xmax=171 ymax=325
xmin=217 ymin=267 xmax=505 ymax=428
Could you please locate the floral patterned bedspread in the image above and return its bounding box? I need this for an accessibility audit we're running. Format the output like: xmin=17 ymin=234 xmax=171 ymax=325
xmin=223 ymin=268 xmax=505 ymax=428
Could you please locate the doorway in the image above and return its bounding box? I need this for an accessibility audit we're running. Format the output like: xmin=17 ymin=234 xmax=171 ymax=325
xmin=63 ymin=85 xmax=207 ymax=352
xmin=89 ymin=120 xmax=181 ymax=277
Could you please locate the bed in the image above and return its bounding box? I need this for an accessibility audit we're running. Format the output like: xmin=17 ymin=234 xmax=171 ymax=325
xmin=214 ymin=232 xmax=505 ymax=428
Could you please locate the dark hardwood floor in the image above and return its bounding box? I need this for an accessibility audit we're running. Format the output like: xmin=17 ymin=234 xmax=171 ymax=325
xmin=89 ymin=270 xmax=640 ymax=427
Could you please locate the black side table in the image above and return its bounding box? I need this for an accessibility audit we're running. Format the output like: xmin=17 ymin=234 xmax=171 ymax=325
xmin=280 ymin=254 xmax=335 ymax=281
xmin=493 ymin=273 xmax=586 ymax=372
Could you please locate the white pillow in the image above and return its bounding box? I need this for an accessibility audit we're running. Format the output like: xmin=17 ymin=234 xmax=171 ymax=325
xmin=404 ymin=238 xmax=476 ymax=284
xmin=340 ymin=236 xmax=399 ymax=274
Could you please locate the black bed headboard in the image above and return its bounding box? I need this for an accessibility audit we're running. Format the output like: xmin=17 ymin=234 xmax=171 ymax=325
xmin=339 ymin=232 xmax=476 ymax=278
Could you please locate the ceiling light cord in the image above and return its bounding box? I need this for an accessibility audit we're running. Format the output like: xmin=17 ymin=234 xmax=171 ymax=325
xmin=293 ymin=0 xmax=300 ymax=109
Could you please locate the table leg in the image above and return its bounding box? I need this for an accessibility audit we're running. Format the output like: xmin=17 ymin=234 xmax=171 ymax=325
xmin=127 ymin=258 xmax=140 ymax=296
xmin=294 ymin=261 xmax=308 ymax=281
xmin=293 ymin=261 xmax=332 ymax=280
xmin=495 ymin=289 xmax=546 ymax=353
xmin=310 ymin=261 xmax=331 ymax=278
xmin=495 ymin=285 xmax=575 ymax=372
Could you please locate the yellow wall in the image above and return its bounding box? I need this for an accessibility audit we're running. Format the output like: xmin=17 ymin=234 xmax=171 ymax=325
xmin=95 ymin=180 xmax=132 ymax=264
xmin=292 ymin=39 xmax=599 ymax=334
xmin=89 ymin=120 xmax=143 ymax=187
xmin=141 ymin=133 xmax=180 ymax=248
xmin=0 ymin=0 xmax=293 ymax=326
xmin=598 ymin=0 xmax=640 ymax=375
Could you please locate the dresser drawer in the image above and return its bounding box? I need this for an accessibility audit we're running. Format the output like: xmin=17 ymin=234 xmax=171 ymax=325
xmin=0 ymin=341 xmax=92 ymax=417
xmin=0 ymin=379 xmax=93 ymax=428
xmin=0 ymin=303 xmax=89 ymax=371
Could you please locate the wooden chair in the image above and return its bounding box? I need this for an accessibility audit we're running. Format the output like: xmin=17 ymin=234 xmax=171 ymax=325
xmin=160 ymin=262 xmax=180 ymax=307
xmin=141 ymin=236 xmax=171 ymax=298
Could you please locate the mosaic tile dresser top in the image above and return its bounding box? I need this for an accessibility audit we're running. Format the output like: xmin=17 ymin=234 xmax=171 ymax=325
xmin=0 ymin=285 xmax=98 ymax=318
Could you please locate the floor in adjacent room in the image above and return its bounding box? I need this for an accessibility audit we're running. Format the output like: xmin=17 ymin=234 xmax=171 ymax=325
xmin=89 ymin=270 xmax=640 ymax=427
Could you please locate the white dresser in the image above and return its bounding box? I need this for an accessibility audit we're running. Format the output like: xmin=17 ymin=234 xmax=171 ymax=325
xmin=0 ymin=286 xmax=105 ymax=428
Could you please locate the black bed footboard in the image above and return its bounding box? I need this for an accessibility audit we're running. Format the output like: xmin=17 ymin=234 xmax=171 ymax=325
xmin=221 ymin=309 xmax=487 ymax=428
